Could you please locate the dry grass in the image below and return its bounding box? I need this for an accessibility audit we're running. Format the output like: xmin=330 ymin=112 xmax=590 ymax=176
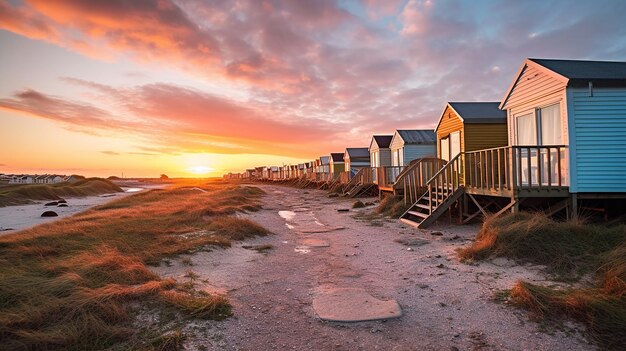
xmin=459 ymin=212 xmax=625 ymax=350
xmin=376 ymin=194 xmax=409 ymax=218
xmin=0 ymin=180 xmax=267 ymax=350
xmin=0 ymin=178 xmax=122 ymax=207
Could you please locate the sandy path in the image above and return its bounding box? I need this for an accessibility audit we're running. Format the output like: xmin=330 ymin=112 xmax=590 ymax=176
xmin=154 ymin=185 xmax=593 ymax=351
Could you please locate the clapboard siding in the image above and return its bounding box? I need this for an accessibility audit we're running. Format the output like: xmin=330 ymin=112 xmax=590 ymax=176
xmin=403 ymin=145 xmax=436 ymax=164
xmin=504 ymin=65 xmax=564 ymax=109
xmin=436 ymin=106 xmax=464 ymax=157
xmin=572 ymin=88 xmax=626 ymax=192
xmin=464 ymin=124 xmax=508 ymax=152
xmin=504 ymin=65 xmax=569 ymax=147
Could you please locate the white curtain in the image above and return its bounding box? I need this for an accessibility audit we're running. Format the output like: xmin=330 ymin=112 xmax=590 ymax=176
xmin=516 ymin=114 xmax=536 ymax=145
xmin=540 ymin=104 xmax=561 ymax=145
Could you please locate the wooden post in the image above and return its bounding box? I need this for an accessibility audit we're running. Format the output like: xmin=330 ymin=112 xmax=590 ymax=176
xmin=571 ymin=193 xmax=578 ymax=221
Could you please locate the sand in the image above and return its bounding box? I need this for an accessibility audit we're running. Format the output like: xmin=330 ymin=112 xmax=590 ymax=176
xmin=152 ymin=185 xmax=594 ymax=351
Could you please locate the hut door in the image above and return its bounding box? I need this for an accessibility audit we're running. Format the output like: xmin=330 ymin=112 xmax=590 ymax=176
xmin=450 ymin=132 xmax=461 ymax=159
xmin=440 ymin=137 xmax=450 ymax=161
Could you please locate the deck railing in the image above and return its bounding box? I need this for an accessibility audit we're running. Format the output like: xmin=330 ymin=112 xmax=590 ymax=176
xmin=394 ymin=157 xmax=447 ymax=205
xmin=464 ymin=145 xmax=568 ymax=195
xmin=339 ymin=171 xmax=351 ymax=184
xmin=373 ymin=166 xmax=405 ymax=187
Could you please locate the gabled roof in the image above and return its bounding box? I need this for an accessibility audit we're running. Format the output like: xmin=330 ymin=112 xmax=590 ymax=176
xmin=345 ymin=147 xmax=370 ymax=158
xmin=371 ymin=135 xmax=393 ymax=149
xmin=501 ymin=58 xmax=626 ymax=109
xmin=330 ymin=153 xmax=344 ymax=162
xmin=395 ymin=130 xmax=436 ymax=145
xmin=319 ymin=156 xmax=330 ymax=164
xmin=529 ymin=58 xmax=626 ymax=80
xmin=435 ymin=102 xmax=506 ymax=132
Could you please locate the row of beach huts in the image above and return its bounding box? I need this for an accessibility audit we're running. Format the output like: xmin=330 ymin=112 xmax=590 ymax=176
xmin=224 ymin=58 xmax=626 ymax=228
xmin=0 ymin=173 xmax=84 ymax=185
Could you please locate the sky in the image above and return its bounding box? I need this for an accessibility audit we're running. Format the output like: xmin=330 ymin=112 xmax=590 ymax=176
xmin=1 ymin=0 xmax=626 ymax=178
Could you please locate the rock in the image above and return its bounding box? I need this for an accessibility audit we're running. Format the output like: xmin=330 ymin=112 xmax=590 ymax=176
xmin=57 ymin=203 xmax=68 ymax=207
xmin=312 ymin=287 xmax=402 ymax=322
xmin=337 ymin=208 xmax=349 ymax=212
xmin=44 ymin=201 xmax=58 ymax=206
xmin=328 ymin=193 xmax=339 ymax=198
xmin=431 ymin=231 xmax=444 ymax=236
xmin=57 ymin=199 xmax=67 ymax=204
xmin=41 ymin=211 xmax=58 ymax=217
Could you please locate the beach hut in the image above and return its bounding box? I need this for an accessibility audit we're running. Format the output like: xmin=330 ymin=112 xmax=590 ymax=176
xmin=500 ymin=58 xmax=626 ymax=195
xmin=318 ymin=156 xmax=331 ymax=181
xmin=270 ymin=166 xmax=280 ymax=180
xmin=389 ymin=130 xmax=436 ymax=166
xmin=401 ymin=58 xmax=626 ymax=228
xmin=435 ymin=103 xmax=507 ymax=161
xmin=329 ymin=153 xmax=345 ymax=179
xmin=369 ymin=135 xmax=393 ymax=168
xmin=344 ymin=148 xmax=370 ymax=176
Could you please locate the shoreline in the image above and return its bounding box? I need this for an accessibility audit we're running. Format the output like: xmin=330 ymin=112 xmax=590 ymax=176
xmin=0 ymin=184 xmax=163 ymax=235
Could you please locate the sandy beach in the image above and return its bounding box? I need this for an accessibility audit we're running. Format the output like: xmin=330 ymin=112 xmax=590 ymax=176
xmin=0 ymin=185 xmax=156 ymax=235
xmin=151 ymin=185 xmax=593 ymax=351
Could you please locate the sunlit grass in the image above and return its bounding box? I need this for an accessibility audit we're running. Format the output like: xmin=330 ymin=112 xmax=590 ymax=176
xmin=0 ymin=180 xmax=267 ymax=350
xmin=459 ymin=212 xmax=625 ymax=349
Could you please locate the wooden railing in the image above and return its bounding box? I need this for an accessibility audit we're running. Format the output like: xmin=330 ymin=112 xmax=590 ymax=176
xmin=394 ymin=157 xmax=447 ymax=205
xmin=423 ymin=153 xmax=465 ymax=212
xmin=373 ymin=166 xmax=405 ymax=187
xmin=464 ymin=145 xmax=568 ymax=195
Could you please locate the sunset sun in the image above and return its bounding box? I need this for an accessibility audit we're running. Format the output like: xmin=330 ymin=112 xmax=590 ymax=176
xmin=188 ymin=165 xmax=212 ymax=175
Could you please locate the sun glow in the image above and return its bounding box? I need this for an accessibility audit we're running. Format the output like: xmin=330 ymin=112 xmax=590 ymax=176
xmin=188 ymin=165 xmax=212 ymax=175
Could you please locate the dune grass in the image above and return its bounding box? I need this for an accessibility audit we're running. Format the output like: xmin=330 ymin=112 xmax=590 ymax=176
xmin=0 ymin=178 xmax=123 ymax=207
xmin=459 ymin=212 xmax=625 ymax=349
xmin=376 ymin=194 xmax=409 ymax=218
xmin=0 ymin=181 xmax=267 ymax=350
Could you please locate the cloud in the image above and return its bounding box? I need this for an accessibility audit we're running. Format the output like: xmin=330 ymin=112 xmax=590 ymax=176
xmin=0 ymin=80 xmax=351 ymax=157
xmin=2 ymin=0 xmax=626 ymax=163
xmin=100 ymin=151 xmax=120 ymax=156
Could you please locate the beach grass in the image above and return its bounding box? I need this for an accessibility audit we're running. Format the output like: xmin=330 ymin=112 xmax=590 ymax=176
xmin=459 ymin=212 xmax=625 ymax=349
xmin=376 ymin=194 xmax=409 ymax=218
xmin=0 ymin=178 xmax=123 ymax=207
xmin=0 ymin=180 xmax=268 ymax=350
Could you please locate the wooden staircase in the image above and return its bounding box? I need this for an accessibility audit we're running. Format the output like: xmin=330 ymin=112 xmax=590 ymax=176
xmin=342 ymin=168 xmax=375 ymax=197
xmin=400 ymin=153 xmax=465 ymax=228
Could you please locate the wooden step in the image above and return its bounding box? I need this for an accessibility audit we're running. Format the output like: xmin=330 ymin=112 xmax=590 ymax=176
xmin=416 ymin=203 xmax=431 ymax=210
xmin=407 ymin=210 xmax=429 ymax=219
xmin=400 ymin=217 xmax=420 ymax=228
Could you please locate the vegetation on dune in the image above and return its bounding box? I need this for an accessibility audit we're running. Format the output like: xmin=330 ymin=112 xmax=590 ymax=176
xmin=0 ymin=181 xmax=267 ymax=350
xmin=376 ymin=194 xmax=409 ymax=218
xmin=459 ymin=212 xmax=626 ymax=350
xmin=352 ymin=200 xmax=365 ymax=208
xmin=0 ymin=178 xmax=123 ymax=207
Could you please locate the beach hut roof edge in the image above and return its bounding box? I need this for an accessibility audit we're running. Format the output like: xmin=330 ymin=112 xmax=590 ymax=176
xmin=370 ymin=135 xmax=393 ymax=149
xmin=393 ymin=130 xmax=436 ymax=145
xmin=330 ymin=153 xmax=344 ymax=162
xmin=500 ymin=58 xmax=626 ymax=109
xmin=434 ymin=102 xmax=505 ymax=133
xmin=345 ymin=147 xmax=370 ymax=158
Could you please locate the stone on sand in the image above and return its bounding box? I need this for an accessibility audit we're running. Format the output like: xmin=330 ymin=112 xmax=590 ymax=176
xmin=41 ymin=211 xmax=58 ymax=217
xmin=313 ymin=287 xmax=402 ymax=322
xmin=299 ymin=238 xmax=330 ymax=247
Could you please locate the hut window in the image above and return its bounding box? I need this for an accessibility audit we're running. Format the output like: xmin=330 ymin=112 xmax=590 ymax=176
xmin=516 ymin=113 xmax=536 ymax=145
xmin=539 ymin=103 xmax=562 ymax=145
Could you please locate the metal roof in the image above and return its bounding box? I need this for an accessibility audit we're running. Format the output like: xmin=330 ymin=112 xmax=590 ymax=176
xmin=448 ymin=102 xmax=506 ymax=123
xmin=330 ymin=153 xmax=344 ymax=162
xmin=345 ymin=147 xmax=370 ymax=158
xmin=372 ymin=135 xmax=393 ymax=148
xmin=530 ymin=58 xmax=626 ymax=81
xmin=396 ymin=130 xmax=436 ymax=144
xmin=319 ymin=156 xmax=330 ymax=164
